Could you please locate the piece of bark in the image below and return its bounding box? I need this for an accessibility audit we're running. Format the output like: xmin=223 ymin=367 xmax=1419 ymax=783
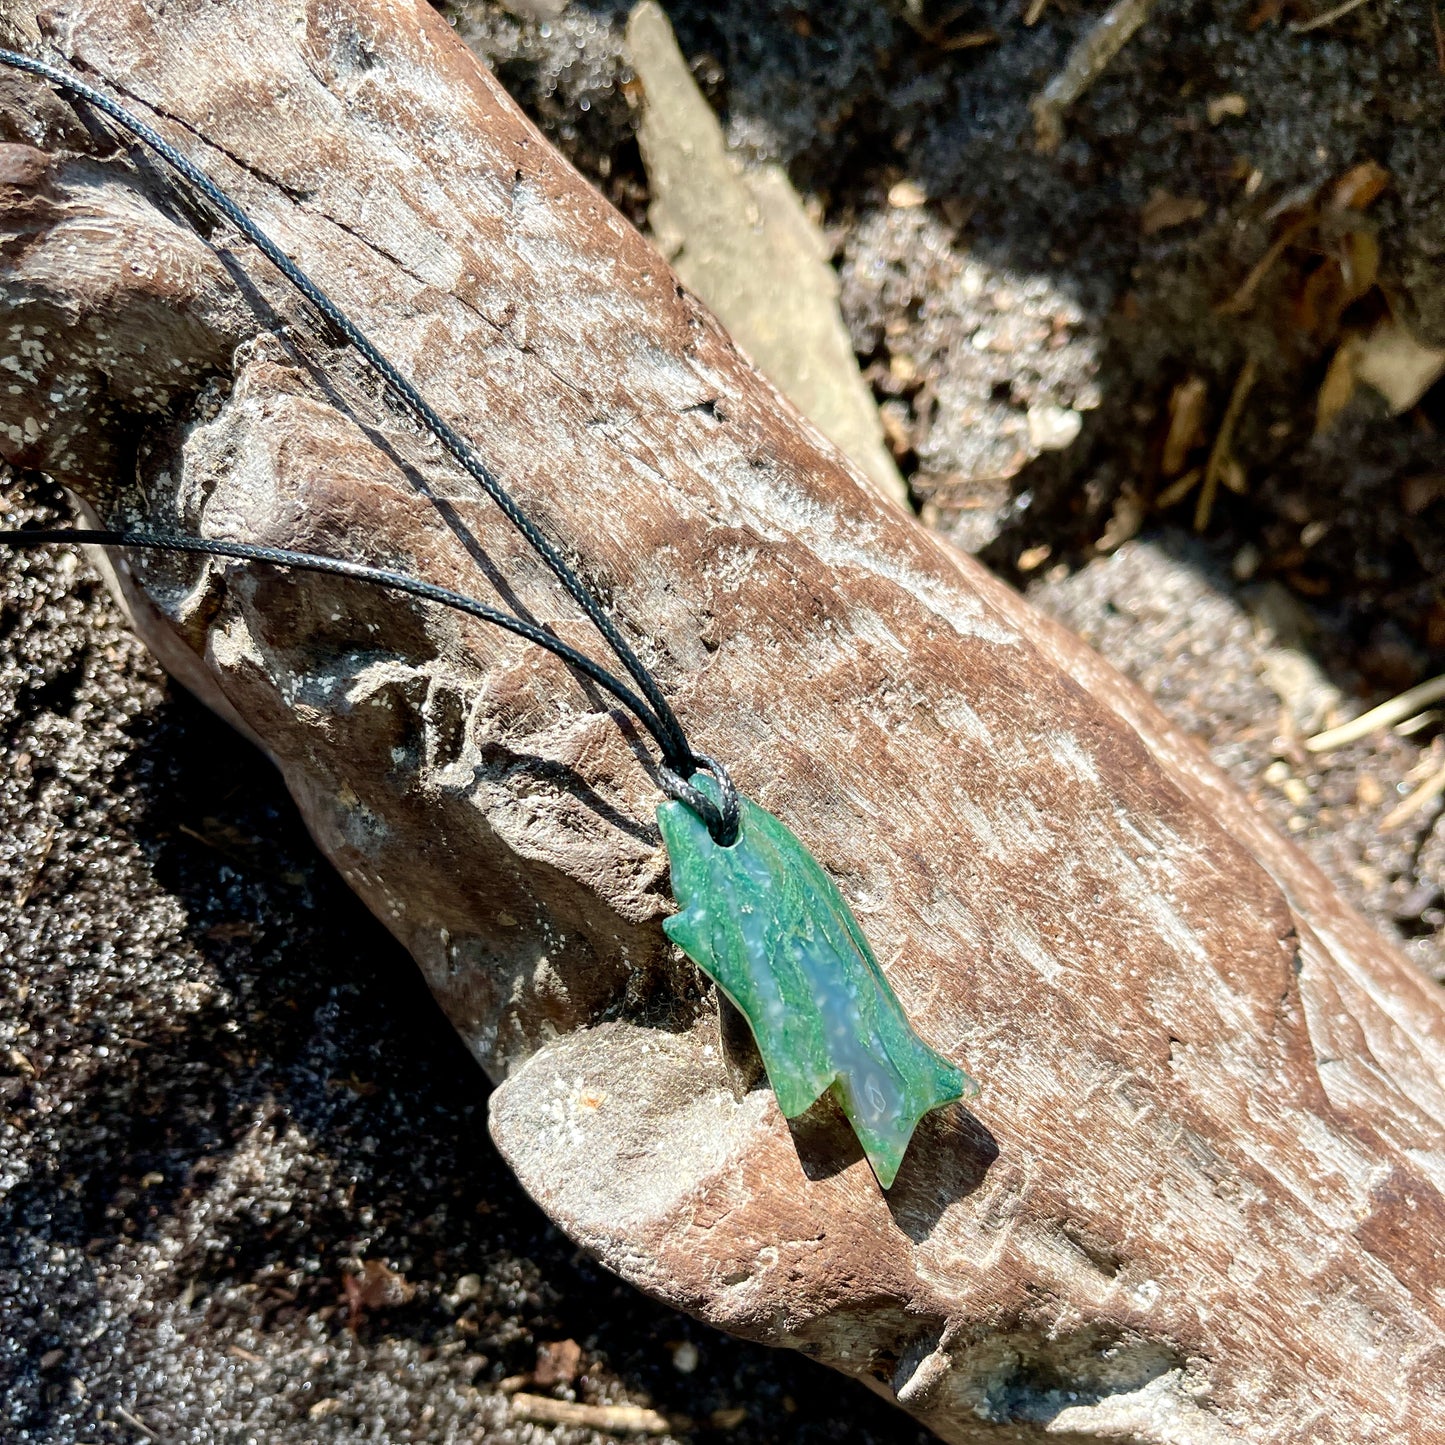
xmin=0 ymin=4 xmax=1442 ymax=1443
xmin=625 ymin=1 xmax=907 ymax=509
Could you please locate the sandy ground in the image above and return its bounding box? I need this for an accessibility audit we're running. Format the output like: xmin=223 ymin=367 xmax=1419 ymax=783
xmin=4 ymin=2 xmax=1443 ymax=1441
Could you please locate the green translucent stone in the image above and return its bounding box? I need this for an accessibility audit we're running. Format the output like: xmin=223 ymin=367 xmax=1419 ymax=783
xmin=658 ymin=776 xmax=977 ymax=1189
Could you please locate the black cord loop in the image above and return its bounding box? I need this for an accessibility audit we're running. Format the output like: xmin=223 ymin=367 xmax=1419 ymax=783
xmin=0 ymin=47 xmax=739 ymax=843
xmin=657 ymin=752 xmax=741 ymax=848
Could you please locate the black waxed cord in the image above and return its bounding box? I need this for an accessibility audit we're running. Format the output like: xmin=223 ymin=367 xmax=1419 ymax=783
xmin=0 ymin=527 xmax=741 ymax=844
xmin=0 ymin=48 xmax=741 ymax=845
xmin=0 ymin=528 xmax=670 ymax=739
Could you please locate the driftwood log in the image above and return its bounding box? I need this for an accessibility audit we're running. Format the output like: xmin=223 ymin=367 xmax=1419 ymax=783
xmin=2 ymin=3 xmax=1443 ymax=1441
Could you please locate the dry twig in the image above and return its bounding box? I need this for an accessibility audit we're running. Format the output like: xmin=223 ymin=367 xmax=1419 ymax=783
xmin=510 ymin=1394 xmax=675 ymax=1434
xmin=1154 ymin=467 xmax=1202 ymax=509
xmin=1219 ymin=214 xmax=1313 ymax=315
xmin=1030 ymin=0 xmax=1157 ymax=152
xmin=1290 ymin=0 xmax=1375 ymax=31
xmin=1194 ymin=356 xmax=1258 ymax=531
xmin=1395 ymin=709 xmax=1442 ymax=738
xmin=113 ymin=1407 xmax=161 ymax=1442
xmin=1380 ymin=762 xmax=1445 ymax=831
xmin=1307 ymin=673 xmax=1445 ymax=751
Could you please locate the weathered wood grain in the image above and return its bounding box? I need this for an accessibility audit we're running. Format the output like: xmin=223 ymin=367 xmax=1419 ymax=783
xmin=1 ymin=3 xmax=1442 ymax=1440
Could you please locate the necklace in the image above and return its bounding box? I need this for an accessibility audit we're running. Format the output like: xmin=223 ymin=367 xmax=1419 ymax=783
xmin=0 ymin=47 xmax=976 ymax=1189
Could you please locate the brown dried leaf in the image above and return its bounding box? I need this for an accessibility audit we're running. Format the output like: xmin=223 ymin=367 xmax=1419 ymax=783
xmin=354 ymin=1259 xmax=416 ymax=1310
xmin=1329 ymin=161 xmax=1389 ymax=214
xmin=534 ymin=1338 xmax=584 ymax=1387
xmin=1162 ymin=375 xmax=1209 ymax=475
xmin=1315 ymin=336 xmax=1361 ymax=433
xmin=1427 ymin=601 xmax=1445 ymax=651
xmin=1140 ymin=190 xmax=1208 ymax=236
xmin=1097 ymin=488 xmax=1144 ymax=552
xmin=1292 ymin=258 xmax=1343 ymax=339
xmin=1246 ymin=0 xmax=1287 ymax=27
xmin=1401 ymin=473 xmax=1445 ymax=517
xmin=1285 ymin=568 xmax=1331 ymax=597
xmin=1335 ymin=227 xmax=1380 ymax=302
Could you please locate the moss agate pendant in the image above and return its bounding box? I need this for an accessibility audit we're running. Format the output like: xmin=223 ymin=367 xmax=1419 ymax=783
xmin=658 ymin=776 xmax=977 ymax=1189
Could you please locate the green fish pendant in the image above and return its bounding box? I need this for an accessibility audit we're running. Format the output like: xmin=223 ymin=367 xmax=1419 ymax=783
xmin=658 ymin=776 xmax=977 ymax=1188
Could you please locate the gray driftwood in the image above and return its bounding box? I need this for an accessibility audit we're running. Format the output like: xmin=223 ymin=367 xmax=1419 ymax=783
xmin=1 ymin=3 xmax=1442 ymax=1441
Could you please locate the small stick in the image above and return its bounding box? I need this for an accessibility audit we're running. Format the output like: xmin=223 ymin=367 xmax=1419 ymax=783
xmin=1306 ymin=673 xmax=1445 ymax=751
xmin=1219 ymin=214 xmax=1314 ymax=316
xmin=509 ymin=1393 xmax=675 ymax=1434
xmin=1394 ymin=709 xmax=1442 ymax=738
xmin=1379 ymin=761 xmax=1445 ymax=831
xmin=1290 ymin=0 xmax=1374 ymax=31
xmin=939 ymin=29 xmax=998 ymax=49
xmin=1154 ymin=466 xmax=1203 ymax=510
xmin=1030 ymin=0 xmax=1157 ymax=152
xmin=114 ymin=1406 xmax=162 ymax=1442
xmin=1194 ymin=357 xmax=1257 ymax=531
